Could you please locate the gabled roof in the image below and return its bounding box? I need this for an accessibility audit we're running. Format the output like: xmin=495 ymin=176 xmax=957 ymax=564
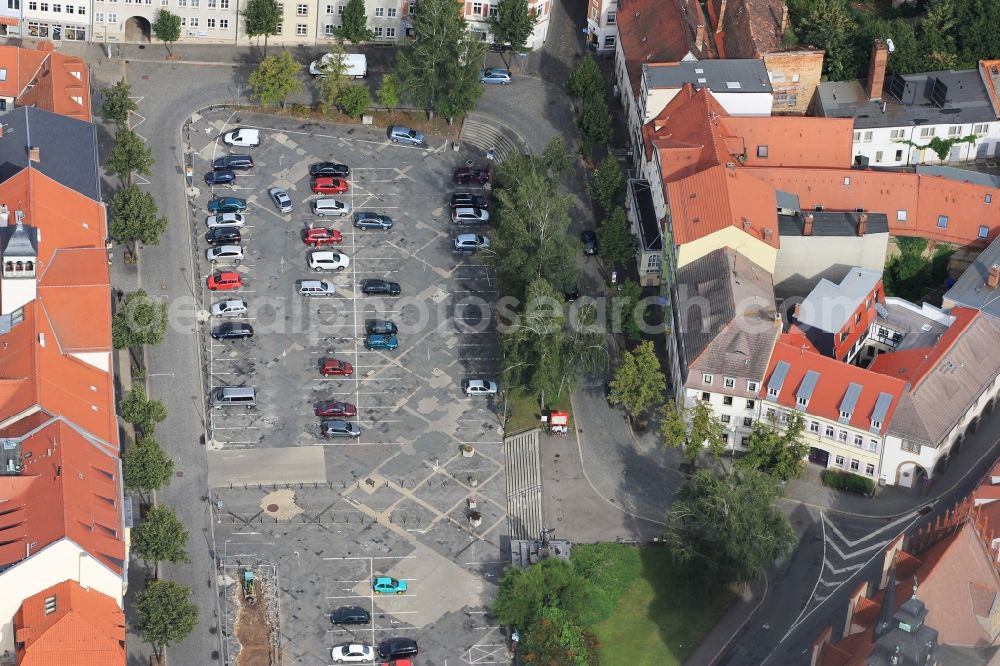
xmin=38 ymin=248 xmax=112 ymax=353
xmin=643 ymin=59 xmax=772 ymax=94
xmin=645 ymin=85 xmax=732 ymax=179
xmin=14 ymin=580 xmax=125 ymax=666
xmin=617 ymin=0 xmax=708 ymax=98
xmin=943 ymin=232 xmax=1000 ymax=318
xmin=709 ymin=0 xmax=787 ymax=59
xmin=762 ymin=334 xmax=906 ymax=434
xmin=0 ymin=44 xmax=91 ymax=122
xmin=0 ymin=106 xmax=102 ymax=202
xmin=796 ymin=267 xmax=882 ymax=334
xmin=675 ymin=247 xmax=779 ymax=383
xmin=0 ymin=418 xmax=123 ymax=574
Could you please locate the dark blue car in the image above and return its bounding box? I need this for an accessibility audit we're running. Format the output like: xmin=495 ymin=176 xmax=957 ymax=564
xmin=205 ymin=170 xmax=236 ymax=185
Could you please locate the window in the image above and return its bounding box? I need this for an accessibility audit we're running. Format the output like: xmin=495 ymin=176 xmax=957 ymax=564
xmin=741 ymin=436 xmax=749 ymax=447
xmin=780 ymin=411 xmax=789 ymax=423
xmin=758 ymin=145 xmax=768 ymax=158
xmin=897 ymin=210 xmax=907 ymax=222
xmin=52 ymin=3 xmax=61 ymax=10
xmin=295 ymin=23 xmax=306 ymax=34
xmin=472 ymin=0 xmax=481 ymax=13
xmin=66 ymin=24 xmax=84 ymax=38
xmin=324 ymin=3 xmax=332 ymax=11
xmin=766 ymin=408 xmax=776 ymax=420
xmin=986 ymin=194 xmax=993 ymax=204
xmin=980 ymin=226 xmax=989 ymax=239
xmin=920 ymin=127 xmax=935 ymax=138
xmin=901 ymin=440 xmax=922 ymax=454
xmin=207 ymin=17 xmax=215 ymax=26
xmin=835 ymin=455 xmax=845 ymax=467
xmin=825 ymin=425 xmax=834 ymax=437
xmin=179 ymin=15 xmax=185 ymax=24
xmin=853 ymin=434 xmax=863 ymax=446
xmin=720 ymin=414 xmax=731 ymax=424
xmin=743 ymin=417 xmax=753 ymax=427
xmin=768 ymin=387 xmax=778 ymax=398
xmin=838 ymin=430 xmax=848 ymax=442
xmin=853 ymin=131 xmax=860 ymax=142
xmin=337 ymin=3 xmax=343 ymax=12
xmin=861 ymin=131 xmax=873 ymax=143
xmin=488 ymin=2 xmax=498 ymax=16
xmin=190 ymin=0 xmax=198 ymax=6
xmin=188 ymin=15 xmax=198 ymax=24
xmin=274 ymin=20 xmax=281 ymax=33
xmin=606 ymin=9 xmax=615 ymax=23
xmin=44 ymin=596 xmax=56 ymax=614
xmin=796 ymin=396 xmax=808 ymax=408
xmin=385 ymin=26 xmax=394 ymax=36
xmin=947 ymin=125 xmax=961 ymax=137
xmin=603 ymin=35 xmax=615 ymax=48
xmin=387 ymin=6 xmax=395 ymax=15
xmin=839 ymin=409 xmax=852 ymax=420
xmin=746 ymin=399 xmax=755 ymax=410
xmin=843 ymin=176 xmax=851 ymax=186
xmin=875 ymin=151 xmax=883 ymax=163
xmin=296 ymin=2 xmax=306 ymax=13
xmin=28 ymin=0 xmax=35 ymax=8
xmin=747 ymin=381 xmax=758 ymax=392
xmin=787 ymin=95 xmax=797 ymax=106
xmin=722 ymin=433 xmax=729 ymax=444
xmin=890 ymin=129 xmax=905 ymax=140
xmin=723 ymin=377 xmax=735 ymax=389
xmin=866 ymin=463 xmax=876 ymax=476
xmin=220 ymin=0 xmax=228 ymax=7
xmin=895 ymin=149 xmax=903 ymax=161
xmin=373 ymin=26 xmax=382 ymax=36
xmin=6 ymin=0 xmax=17 ymax=8
xmin=701 ymin=392 xmax=710 ymax=402
xmin=107 ymin=11 xmax=116 ymax=21
xmin=177 ymin=0 xmax=185 ymax=6
xmin=208 ymin=0 xmax=216 ymax=7
xmin=867 ymin=439 xmax=879 ymax=452
xmin=850 ymin=459 xmax=860 ymax=472
xmin=374 ymin=5 xmax=383 ymax=14
xmin=839 ymin=330 xmax=850 ymax=343
xmin=974 ymin=123 xmax=989 ymax=136
xmin=324 ymin=23 xmax=334 ymax=35
xmin=937 ymin=215 xmax=948 ymax=229
xmin=722 ymin=396 xmax=733 ymax=406
xmin=94 ymin=10 xmax=103 ymax=19
xmin=809 ymin=421 xmax=820 ymax=433
xmin=702 ymin=374 xmax=713 ymax=385
xmin=870 ymin=419 xmax=881 ymax=430
xmin=219 ymin=17 xmax=228 ymax=27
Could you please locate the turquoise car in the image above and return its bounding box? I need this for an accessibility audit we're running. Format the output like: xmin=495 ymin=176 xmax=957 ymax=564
xmin=365 ymin=334 xmax=399 ymax=351
xmin=373 ymin=576 xmax=407 ymax=594
xmin=208 ymin=196 xmax=247 ymax=213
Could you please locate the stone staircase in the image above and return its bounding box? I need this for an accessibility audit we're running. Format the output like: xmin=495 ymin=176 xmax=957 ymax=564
xmin=504 ymin=428 xmax=544 ymax=541
xmin=459 ymin=113 xmax=526 ymax=163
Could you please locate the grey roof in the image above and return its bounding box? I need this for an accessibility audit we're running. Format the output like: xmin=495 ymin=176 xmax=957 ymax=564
xmin=877 ymin=299 xmax=953 ymax=351
xmin=915 ymin=164 xmax=1000 ymax=188
xmin=815 ymin=69 xmax=996 ymax=130
xmin=0 ymin=221 xmax=38 ymax=257
xmin=886 ymin=314 xmax=1000 ymax=446
xmin=796 ymin=370 xmax=820 ymax=402
xmin=643 ymin=59 xmax=772 ymax=94
xmin=675 ymin=247 xmax=780 ymax=389
xmin=838 ymin=382 xmax=862 ymax=421
xmin=778 ymin=211 xmax=889 ymax=237
xmin=871 ymin=392 xmax=893 ymax=427
xmin=797 ymin=267 xmax=882 ymax=333
xmin=768 ymin=360 xmax=790 ymax=393
xmin=775 ymin=190 xmax=800 ymax=211
xmin=631 ymin=179 xmax=662 ymax=251
xmin=0 ymin=106 xmax=101 ymax=202
xmin=943 ymin=233 xmax=1000 ymax=318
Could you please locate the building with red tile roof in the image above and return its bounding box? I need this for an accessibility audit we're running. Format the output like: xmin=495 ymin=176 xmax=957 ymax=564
xmin=14 ymin=580 xmax=125 ymax=666
xmin=0 ymin=44 xmax=90 ymax=122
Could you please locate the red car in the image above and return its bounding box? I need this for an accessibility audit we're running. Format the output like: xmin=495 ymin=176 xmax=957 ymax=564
xmin=207 ymin=271 xmax=243 ymax=291
xmin=303 ymin=227 xmax=344 ymax=247
xmin=311 ymin=176 xmax=349 ymax=194
xmin=453 ymin=166 xmax=490 ymax=185
xmin=320 ymin=358 xmax=354 ymax=376
xmin=315 ymin=400 xmax=358 ymax=417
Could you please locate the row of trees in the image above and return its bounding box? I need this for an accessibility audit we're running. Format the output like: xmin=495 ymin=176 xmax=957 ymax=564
xmin=567 ymin=57 xmax=612 ymax=155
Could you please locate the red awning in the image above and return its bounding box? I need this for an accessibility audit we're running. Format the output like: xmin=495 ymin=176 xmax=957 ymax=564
xmin=0 ymin=16 xmax=19 ymax=26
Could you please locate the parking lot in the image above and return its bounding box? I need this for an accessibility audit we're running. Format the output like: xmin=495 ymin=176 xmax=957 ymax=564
xmin=188 ymin=109 xmax=511 ymax=664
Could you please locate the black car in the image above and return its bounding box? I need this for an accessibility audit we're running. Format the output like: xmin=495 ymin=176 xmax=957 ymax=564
xmin=212 ymin=154 xmax=255 ymax=170
xmin=206 ymin=227 xmax=242 ymax=246
xmin=450 ymin=192 xmax=489 ymax=209
xmin=581 ymin=230 xmax=598 ymax=255
xmin=329 ymin=606 xmax=370 ymax=625
xmin=205 ymin=170 xmax=236 ymax=185
xmin=211 ymin=322 xmax=254 ymax=340
xmin=564 ymin=285 xmax=579 ymax=302
xmin=365 ymin=319 xmax=398 ymax=335
xmin=361 ymin=279 xmax=401 ymax=296
xmin=310 ymin=162 xmax=350 ymax=177
xmin=378 ymin=637 xmax=419 ymax=659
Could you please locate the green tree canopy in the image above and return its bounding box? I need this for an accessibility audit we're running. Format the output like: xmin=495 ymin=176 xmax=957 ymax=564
xmin=608 ymin=341 xmax=666 ymax=419
xmin=338 ymin=83 xmax=372 ymax=117
xmin=521 ymin=606 xmax=599 ymax=666
xmin=123 ymin=435 xmax=174 ymax=496
xmin=492 ymin=557 xmax=587 ymax=629
xmin=597 ymin=208 xmax=637 ymax=268
xmin=376 ymin=74 xmax=402 ymax=111
xmin=135 ymin=580 xmax=199 ymax=657
xmin=132 ymin=504 xmax=190 ymax=568
xmin=100 ymin=78 xmax=138 ymax=129
xmin=106 ymin=129 xmax=154 ymax=185
xmin=567 ymin=56 xmax=604 ymax=100
xmin=394 ymin=0 xmax=486 ymax=121
xmin=316 ymin=48 xmax=350 ymax=105
xmin=588 ymin=153 xmax=624 ymax=214
xmin=249 ymin=51 xmax=303 ymax=109
xmin=112 ymin=289 xmax=167 ymax=349
xmin=242 ymin=0 xmax=282 ymax=57
xmin=736 ymin=411 xmax=809 ymax=482
xmin=120 ymin=383 xmax=168 ymax=434
xmin=489 ymin=0 xmax=536 ymax=53
xmin=796 ymin=0 xmax=855 ymax=81
xmin=152 ymin=10 xmax=181 ymax=55
xmin=660 ymin=399 xmax=727 ymax=465
xmin=109 ymin=185 xmax=168 ymax=246
xmin=578 ymin=98 xmax=612 ymax=150
xmin=610 ymin=279 xmax=644 ymax=340
xmin=335 ymin=0 xmax=375 ymax=42
xmin=664 ymin=468 xmax=797 ymax=589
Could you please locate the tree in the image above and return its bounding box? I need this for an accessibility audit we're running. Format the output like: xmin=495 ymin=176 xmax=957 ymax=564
xmin=608 ymin=341 xmax=666 ymax=419
xmin=492 ymin=557 xmax=587 ymax=629
xmin=663 ymin=468 xmax=797 ymax=589
xmin=120 ymin=383 xmax=168 ymax=434
xmin=610 ymin=279 xmax=643 ymax=340
xmin=578 ymin=98 xmax=613 ymax=150
xmin=123 ymin=435 xmax=174 ymax=496
xmin=109 ymin=185 xmax=168 ymax=246
xmin=567 ymin=56 xmax=604 ymax=101
xmin=521 ymin=606 xmax=599 ymax=666
xmin=133 ymin=505 xmax=190 ymax=568
xmin=394 ymin=0 xmax=487 ymax=121
xmin=100 ymin=77 xmax=138 ymax=129
xmin=588 ymin=154 xmax=624 ymax=214
xmin=112 ymin=289 xmax=168 ymax=349
xmin=248 ymin=52 xmax=303 ymax=109
xmin=376 ymin=74 xmax=401 ymax=111
xmin=489 ymin=0 xmax=536 ymax=53
xmin=242 ymin=0 xmax=282 ymax=57
xmin=316 ymin=48 xmax=350 ymax=106
xmin=737 ymin=411 xmax=809 ymax=482
xmin=598 ymin=209 xmax=637 ymax=269
xmin=135 ymin=580 xmax=199 ymax=657
xmin=335 ymin=0 xmax=375 ymax=43
xmin=661 ymin=400 xmax=727 ymax=466
xmin=338 ymin=84 xmax=372 ymax=117
xmin=105 ymin=129 xmax=154 ymax=185
xmin=151 ymin=10 xmax=181 ymax=56
xmin=796 ymin=0 xmax=856 ymax=81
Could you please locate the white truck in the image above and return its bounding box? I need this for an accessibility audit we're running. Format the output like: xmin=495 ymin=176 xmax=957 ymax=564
xmin=309 ymin=52 xmax=367 ymax=79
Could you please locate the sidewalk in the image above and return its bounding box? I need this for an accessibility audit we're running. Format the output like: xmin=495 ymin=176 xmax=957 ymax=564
xmin=683 ymin=577 xmax=768 ymax=666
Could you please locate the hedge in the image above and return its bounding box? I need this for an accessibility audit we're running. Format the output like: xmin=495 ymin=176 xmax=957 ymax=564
xmin=821 ymin=469 xmax=875 ymax=496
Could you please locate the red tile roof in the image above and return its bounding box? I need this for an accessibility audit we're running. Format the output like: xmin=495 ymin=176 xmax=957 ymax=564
xmin=0 ymin=44 xmax=91 ymax=122
xmin=14 ymin=580 xmax=124 ymax=666
xmin=762 ymin=334 xmax=907 ymax=434
xmin=707 ymin=0 xmax=787 ymax=59
xmin=616 ymin=0 xmax=707 ymax=98
xmin=868 ymin=308 xmax=978 ymax=386
xmin=0 ymin=419 xmax=123 ymax=574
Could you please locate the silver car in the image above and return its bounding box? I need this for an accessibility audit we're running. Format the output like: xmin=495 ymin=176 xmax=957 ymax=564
xmin=454 ymin=233 xmax=491 ymax=252
xmin=268 ymin=187 xmax=293 ymax=213
xmin=206 ymin=245 xmax=244 ymax=264
xmin=387 ymin=125 xmax=425 ymax=146
xmin=206 ymin=213 xmax=246 ymax=228
xmin=211 ymin=299 xmax=248 ymax=317
xmin=463 ymin=379 xmax=498 ymax=395
xmin=451 ymin=207 xmax=490 ymax=225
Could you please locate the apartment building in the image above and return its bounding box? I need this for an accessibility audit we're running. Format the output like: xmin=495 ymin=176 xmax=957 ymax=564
xmin=585 ymin=0 xmax=615 ymax=53
xmin=0 ymin=43 xmax=90 ymax=119
xmin=21 ymin=0 xmax=90 ymax=41
xmin=791 ymin=267 xmax=883 ymax=364
xmin=459 ymin=0 xmax=549 ymax=50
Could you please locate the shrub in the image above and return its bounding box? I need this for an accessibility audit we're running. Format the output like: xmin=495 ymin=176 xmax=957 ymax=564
xmin=290 ymin=102 xmax=309 ymax=115
xmin=821 ymin=469 xmax=875 ymax=495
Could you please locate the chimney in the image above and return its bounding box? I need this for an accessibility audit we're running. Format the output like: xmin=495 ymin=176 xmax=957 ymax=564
xmin=866 ymin=39 xmax=890 ymax=102
xmin=695 ymin=24 xmax=706 ymax=52
xmin=716 ymin=0 xmax=727 ymax=32
xmin=793 ymin=304 xmax=801 ymax=320
xmin=988 ymin=264 xmax=1000 ymax=289
xmin=0 ymin=205 xmax=8 ymax=228
xmin=803 ymin=213 xmax=814 ymax=236
xmin=28 ymin=146 xmax=40 ymax=163
xmin=857 ymin=212 xmax=868 ymax=236
xmin=779 ymin=3 xmax=789 ymax=36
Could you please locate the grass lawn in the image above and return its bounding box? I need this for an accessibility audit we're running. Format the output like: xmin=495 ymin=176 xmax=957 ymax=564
xmin=504 ymin=390 xmax=574 ymax=435
xmin=591 ymin=547 xmax=736 ymax=666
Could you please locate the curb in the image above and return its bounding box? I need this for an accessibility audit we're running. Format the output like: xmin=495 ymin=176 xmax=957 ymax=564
xmin=696 ymin=575 xmax=770 ymax=666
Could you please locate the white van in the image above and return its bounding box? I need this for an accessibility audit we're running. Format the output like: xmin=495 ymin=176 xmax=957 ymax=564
xmin=212 ymin=386 xmax=256 ymax=408
xmin=309 ymin=53 xmax=367 ymax=79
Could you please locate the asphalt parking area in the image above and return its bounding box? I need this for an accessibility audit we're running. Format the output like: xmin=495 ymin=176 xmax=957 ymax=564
xmin=186 ymin=109 xmax=504 ymax=453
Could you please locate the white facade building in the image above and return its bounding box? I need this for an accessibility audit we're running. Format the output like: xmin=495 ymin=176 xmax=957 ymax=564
xmin=585 ymin=0 xmax=615 ymax=53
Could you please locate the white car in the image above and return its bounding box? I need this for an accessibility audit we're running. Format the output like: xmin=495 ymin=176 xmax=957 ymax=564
xmin=211 ymin=299 xmax=248 ymax=317
xmin=206 ymin=213 xmax=246 ymax=228
xmin=222 ymin=128 xmax=260 ymax=147
xmin=463 ymin=379 xmax=498 ymax=396
xmin=331 ymin=643 xmax=374 ymax=663
xmin=451 ymin=207 xmax=490 ymax=225
xmin=309 ymin=251 xmax=350 ymax=272
xmin=268 ymin=187 xmax=293 ymax=213
xmin=206 ymin=245 xmax=244 ymax=264
xmin=312 ymin=198 xmax=352 ymax=217
xmin=454 ymin=233 xmax=491 ymax=252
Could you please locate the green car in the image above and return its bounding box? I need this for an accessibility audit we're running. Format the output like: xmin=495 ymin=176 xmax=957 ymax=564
xmin=372 ymin=576 xmax=407 ymax=594
xmin=208 ymin=196 xmax=247 ymax=214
